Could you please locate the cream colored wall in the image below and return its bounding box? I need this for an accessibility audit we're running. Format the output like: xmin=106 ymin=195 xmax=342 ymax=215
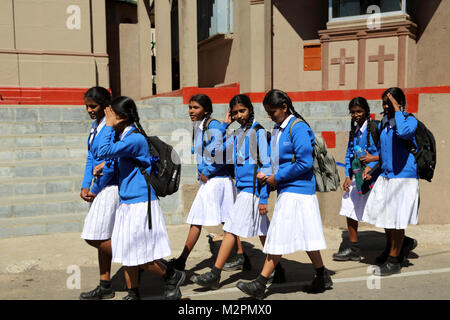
xmin=406 ymin=36 xmax=416 ymax=88
xmin=328 ymin=40 xmax=358 ymax=90
xmin=250 ymin=3 xmax=265 ymax=92
xmin=365 ymin=37 xmax=398 ymax=89
xmin=0 ymin=0 xmax=108 ymax=88
xmin=417 ymin=93 xmax=450 ymax=224
xmin=415 ymin=0 xmax=450 ymax=87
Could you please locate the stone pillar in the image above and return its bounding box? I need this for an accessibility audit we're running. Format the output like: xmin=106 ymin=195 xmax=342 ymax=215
xmin=91 ymin=0 xmax=109 ymax=88
xmin=178 ymin=0 xmax=198 ymax=88
xmin=264 ymin=0 xmax=273 ymax=91
xmin=155 ymin=0 xmax=172 ymax=93
xmin=138 ymin=0 xmax=153 ymax=98
xmin=237 ymin=0 xmax=252 ymax=93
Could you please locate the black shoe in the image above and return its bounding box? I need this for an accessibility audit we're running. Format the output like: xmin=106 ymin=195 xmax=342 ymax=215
xmin=223 ymin=253 xmax=251 ymax=271
xmin=399 ymin=237 xmax=418 ymax=263
xmin=374 ymin=256 xmax=401 ymax=276
xmin=236 ymin=280 xmax=266 ymax=300
xmin=303 ymin=270 xmax=333 ymax=294
xmin=191 ymin=271 xmax=220 ymax=290
xmin=166 ymin=257 xmax=186 ymax=272
xmin=269 ymin=265 xmax=286 ymax=284
xmin=122 ymin=289 xmax=140 ymax=300
xmin=79 ymin=285 xmax=115 ymax=300
xmin=375 ymin=246 xmax=391 ymax=265
xmin=164 ymin=269 xmax=186 ymax=300
xmin=333 ymin=242 xmax=361 ymax=261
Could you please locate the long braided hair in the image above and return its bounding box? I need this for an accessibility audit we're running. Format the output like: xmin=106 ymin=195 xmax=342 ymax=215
xmin=84 ymin=86 xmax=111 ymax=109
xmin=110 ymin=96 xmax=148 ymax=138
xmin=189 ymin=94 xmax=214 ymax=146
xmin=263 ymin=89 xmax=307 ymax=124
xmin=348 ymin=97 xmax=372 ymax=147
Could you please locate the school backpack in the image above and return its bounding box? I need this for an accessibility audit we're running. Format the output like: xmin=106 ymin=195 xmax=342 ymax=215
xmin=289 ymin=118 xmax=340 ymax=192
xmin=131 ymin=131 xmax=182 ymax=229
xmin=202 ymin=117 xmax=235 ymax=179
xmin=401 ymin=114 xmax=436 ymax=182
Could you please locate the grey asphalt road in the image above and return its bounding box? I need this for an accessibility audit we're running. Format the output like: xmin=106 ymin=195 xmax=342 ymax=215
xmin=1 ymin=224 xmax=450 ymax=300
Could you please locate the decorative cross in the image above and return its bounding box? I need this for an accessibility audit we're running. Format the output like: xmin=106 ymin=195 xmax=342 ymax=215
xmin=331 ymin=48 xmax=355 ymax=86
xmin=368 ymin=45 xmax=395 ymax=84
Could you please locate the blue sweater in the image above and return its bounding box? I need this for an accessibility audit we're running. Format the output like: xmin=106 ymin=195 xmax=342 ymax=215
xmin=192 ymin=119 xmax=230 ymax=179
xmin=344 ymin=120 xmax=380 ymax=179
xmin=378 ymin=111 xmax=418 ymax=179
xmin=271 ymin=116 xmax=316 ymax=195
xmin=97 ymin=125 xmax=158 ymax=203
xmin=223 ymin=121 xmax=271 ymax=204
xmin=81 ymin=120 xmax=118 ymax=195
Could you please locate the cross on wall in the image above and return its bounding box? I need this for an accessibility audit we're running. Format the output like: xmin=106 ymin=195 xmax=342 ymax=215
xmin=369 ymin=45 xmax=395 ymax=84
xmin=331 ymin=48 xmax=355 ymax=86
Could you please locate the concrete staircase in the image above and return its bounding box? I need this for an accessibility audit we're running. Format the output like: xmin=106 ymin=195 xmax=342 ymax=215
xmin=0 ymin=96 xmax=383 ymax=238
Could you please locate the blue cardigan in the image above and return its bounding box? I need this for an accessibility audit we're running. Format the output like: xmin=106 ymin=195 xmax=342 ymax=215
xmin=223 ymin=121 xmax=271 ymax=204
xmin=344 ymin=120 xmax=380 ymax=179
xmin=378 ymin=111 xmax=418 ymax=179
xmin=271 ymin=116 xmax=315 ymax=195
xmin=192 ymin=119 xmax=230 ymax=179
xmin=81 ymin=120 xmax=118 ymax=195
xmin=97 ymin=125 xmax=157 ymax=203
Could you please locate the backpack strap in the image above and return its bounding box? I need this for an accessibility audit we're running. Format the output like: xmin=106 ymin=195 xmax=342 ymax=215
xmin=289 ymin=118 xmax=303 ymax=164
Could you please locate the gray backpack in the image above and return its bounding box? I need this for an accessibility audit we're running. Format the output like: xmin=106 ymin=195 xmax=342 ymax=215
xmin=289 ymin=118 xmax=340 ymax=192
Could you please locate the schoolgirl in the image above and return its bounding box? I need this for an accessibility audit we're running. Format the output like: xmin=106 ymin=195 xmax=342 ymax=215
xmin=79 ymin=87 xmax=119 ymax=300
xmin=236 ymin=89 xmax=332 ymax=299
xmin=96 ymin=96 xmax=185 ymax=300
xmin=364 ymin=87 xmax=418 ymax=276
xmin=168 ymin=94 xmax=239 ymax=272
xmin=191 ymin=94 xmax=285 ymax=289
xmin=332 ymin=97 xmax=380 ymax=262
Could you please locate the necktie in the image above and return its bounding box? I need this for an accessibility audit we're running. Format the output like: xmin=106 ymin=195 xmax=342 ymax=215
xmin=89 ymin=126 xmax=98 ymax=151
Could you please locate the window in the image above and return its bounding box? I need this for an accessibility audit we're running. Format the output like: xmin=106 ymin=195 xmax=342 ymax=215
xmin=329 ymin=0 xmax=406 ymax=20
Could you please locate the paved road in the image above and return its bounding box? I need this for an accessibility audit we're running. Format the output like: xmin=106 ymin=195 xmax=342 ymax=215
xmin=1 ymin=224 xmax=450 ymax=300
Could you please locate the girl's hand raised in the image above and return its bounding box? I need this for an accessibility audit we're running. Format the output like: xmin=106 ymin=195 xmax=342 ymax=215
xmin=224 ymin=110 xmax=234 ymax=125
xmin=105 ymin=106 xmax=117 ymax=127
xmin=387 ymin=93 xmax=401 ymax=112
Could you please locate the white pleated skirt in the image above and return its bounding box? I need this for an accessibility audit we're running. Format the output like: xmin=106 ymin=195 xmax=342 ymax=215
xmin=111 ymin=201 xmax=172 ymax=267
xmin=186 ymin=177 xmax=236 ymax=226
xmin=81 ymin=185 xmax=119 ymax=240
xmin=263 ymin=192 xmax=327 ymax=255
xmin=223 ymin=191 xmax=270 ymax=238
xmin=339 ymin=179 xmax=371 ymax=223
xmin=363 ymin=176 xmax=419 ymax=230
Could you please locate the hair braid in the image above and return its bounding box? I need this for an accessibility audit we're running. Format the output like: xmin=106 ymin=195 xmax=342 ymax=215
xmin=243 ymin=111 xmax=255 ymax=133
xmin=366 ymin=116 xmax=372 ymax=147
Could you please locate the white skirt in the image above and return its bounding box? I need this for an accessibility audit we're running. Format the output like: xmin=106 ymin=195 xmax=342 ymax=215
xmin=111 ymin=201 xmax=172 ymax=266
xmin=263 ymin=192 xmax=327 ymax=255
xmin=186 ymin=177 xmax=236 ymax=226
xmin=364 ymin=176 xmax=419 ymax=230
xmin=339 ymin=179 xmax=371 ymax=222
xmin=81 ymin=185 xmax=119 ymax=240
xmin=223 ymin=191 xmax=270 ymax=238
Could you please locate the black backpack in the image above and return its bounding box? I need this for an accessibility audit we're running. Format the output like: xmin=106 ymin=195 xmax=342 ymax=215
xmin=131 ymin=132 xmax=181 ymax=229
xmin=401 ymin=114 xmax=436 ymax=182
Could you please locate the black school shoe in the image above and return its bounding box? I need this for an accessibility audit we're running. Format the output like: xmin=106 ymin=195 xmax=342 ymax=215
xmin=236 ymin=280 xmax=266 ymax=300
xmin=374 ymin=256 xmax=401 ymax=276
xmin=164 ymin=269 xmax=186 ymax=300
xmin=191 ymin=271 xmax=220 ymax=290
xmin=165 ymin=257 xmax=186 ymax=272
xmin=223 ymin=253 xmax=251 ymax=271
xmin=332 ymin=242 xmax=361 ymax=261
xmin=303 ymin=269 xmax=333 ymax=294
xmin=376 ymin=237 xmax=418 ymax=265
xmin=79 ymin=285 xmax=115 ymax=300
xmin=122 ymin=289 xmax=140 ymax=300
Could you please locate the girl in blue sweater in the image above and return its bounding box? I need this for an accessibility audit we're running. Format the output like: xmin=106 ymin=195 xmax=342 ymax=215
xmin=97 ymin=96 xmax=185 ymax=300
xmin=191 ymin=94 xmax=285 ymax=289
xmin=166 ymin=94 xmax=237 ymax=272
xmin=364 ymin=87 xmax=419 ymax=276
xmin=333 ymin=97 xmax=380 ymax=262
xmin=79 ymin=87 xmax=119 ymax=300
xmin=236 ymin=89 xmax=331 ymax=299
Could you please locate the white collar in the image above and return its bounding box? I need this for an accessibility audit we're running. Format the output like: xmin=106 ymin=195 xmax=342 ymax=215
xmin=92 ymin=116 xmax=106 ymax=132
xmin=356 ymin=120 xmax=368 ymax=133
xmin=198 ymin=118 xmax=207 ymax=131
xmin=279 ymin=114 xmax=295 ymax=130
xmin=119 ymin=125 xmax=134 ymax=141
xmin=240 ymin=119 xmax=256 ymax=130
